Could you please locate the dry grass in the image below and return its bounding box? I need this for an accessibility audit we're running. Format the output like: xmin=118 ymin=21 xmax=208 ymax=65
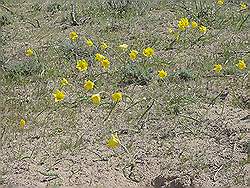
xmin=0 ymin=0 xmax=249 ymax=187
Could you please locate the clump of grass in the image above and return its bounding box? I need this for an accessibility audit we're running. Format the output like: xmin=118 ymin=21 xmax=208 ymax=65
xmin=47 ymin=2 xmax=62 ymax=14
xmin=120 ymin=63 xmax=152 ymax=86
xmin=0 ymin=13 xmax=13 ymax=27
xmin=2 ymin=61 xmax=43 ymax=82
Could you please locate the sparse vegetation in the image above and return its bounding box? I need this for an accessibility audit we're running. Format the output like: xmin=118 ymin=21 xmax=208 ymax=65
xmin=0 ymin=0 xmax=249 ymax=187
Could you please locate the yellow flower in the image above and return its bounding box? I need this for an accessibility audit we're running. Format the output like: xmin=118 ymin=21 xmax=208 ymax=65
xmin=217 ymin=0 xmax=224 ymax=6
xmin=60 ymin=78 xmax=69 ymax=87
xmin=199 ymin=25 xmax=207 ymax=33
xmin=84 ymin=80 xmax=95 ymax=91
xmin=119 ymin=44 xmax=128 ymax=50
xmin=213 ymin=64 xmax=223 ymax=73
xmin=100 ymin=42 xmax=108 ymax=50
xmin=91 ymin=94 xmax=101 ymax=105
xmin=191 ymin=21 xmax=198 ymax=29
xmin=76 ymin=59 xmax=88 ymax=72
xmin=20 ymin=118 xmax=26 ymax=129
xmin=175 ymin=33 xmax=180 ymax=42
xmin=101 ymin=59 xmax=110 ymax=70
xmin=158 ymin=69 xmax=168 ymax=79
xmin=178 ymin=17 xmax=189 ymax=31
xmin=95 ymin=53 xmax=106 ymax=62
xmin=69 ymin=31 xmax=78 ymax=42
xmin=129 ymin=50 xmax=138 ymax=61
xmin=112 ymin=92 xmax=122 ymax=103
xmin=86 ymin=39 xmax=94 ymax=47
xmin=240 ymin=2 xmax=248 ymax=10
xmin=25 ymin=48 xmax=33 ymax=57
xmin=106 ymin=133 xmax=120 ymax=149
xmin=168 ymin=27 xmax=174 ymax=34
xmin=143 ymin=47 xmax=154 ymax=57
xmin=236 ymin=59 xmax=247 ymax=70
xmin=53 ymin=90 xmax=65 ymax=102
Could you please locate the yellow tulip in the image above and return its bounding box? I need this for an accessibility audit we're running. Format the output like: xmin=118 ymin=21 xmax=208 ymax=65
xmin=129 ymin=50 xmax=138 ymax=61
xmin=76 ymin=59 xmax=88 ymax=72
xmin=191 ymin=21 xmax=198 ymax=29
xmin=213 ymin=64 xmax=222 ymax=73
xmin=100 ymin=42 xmax=108 ymax=50
xmin=25 ymin=48 xmax=33 ymax=57
xmin=158 ymin=69 xmax=168 ymax=79
xmin=112 ymin=92 xmax=122 ymax=103
xmin=84 ymin=80 xmax=95 ymax=91
xmin=60 ymin=78 xmax=69 ymax=87
xmin=69 ymin=31 xmax=78 ymax=42
xmin=101 ymin=59 xmax=110 ymax=70
xmin=199 ymin=25 xmax=207 ymax=33
xmin=236 ymin=60 xmax=247 ymax=70
xmin=143 ymin=47 xmax=154 ymax=57
xmin=20 ymin=119 xmax=26 ymax=129
xmin=106 ymin=133 xmax=120 ymax=149
xmin=86 ymin=39 xmax=94 ymax=47
xmin=53 ymin=90 xmax=65 ymax=102
xmin=95 ymin=53 xmax=106 ymax=62
xmin=217 ymin=0 xmax=224 ymax=6
xmin=91 ymin=94 xmax=101 ymax=105
xmin=240 ymin=2 xmax=248 ymax=10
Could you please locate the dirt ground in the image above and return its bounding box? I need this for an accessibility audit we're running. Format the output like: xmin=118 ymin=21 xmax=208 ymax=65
xmin=1 ymin=96 xmax=249 ymax=187
xmin=0 ymin=0 xmax=249 ymax=187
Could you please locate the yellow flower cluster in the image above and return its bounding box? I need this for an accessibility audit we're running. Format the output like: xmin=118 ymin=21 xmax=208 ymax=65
xmin=118 ymin=44 xmax=154 ymax=59
xmin=20 ymin=4 xmax=248 ymax=153
xmin=213 ymin=59 xmax=247 ymax=74
xmin=240 ymin=2 xmax=248 ymax=10
xmin=217 ymin=0 xmax=224 ymax=6
xmin=95 ymin=54 xmax=110 ymax=69
xmin=48 ymin=32 xmax=250 ymax=109
xmin=51 ymin=33 xmax=177 ymax=107
xmin=175 ymin=18 xmax=207 ymax=34
xmin=178 ymin=17 xmax=189 ymax=31
xmin=89 ymin=92 xmax=123 ymax=106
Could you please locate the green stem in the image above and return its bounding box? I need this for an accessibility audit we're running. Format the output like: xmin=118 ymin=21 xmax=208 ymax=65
xmin=103 ymin=102 xmax=117 ymax=123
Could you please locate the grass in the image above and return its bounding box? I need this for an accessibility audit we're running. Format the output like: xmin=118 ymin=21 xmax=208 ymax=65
xmin=0 ymin=0 xmax=249 ymax=187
